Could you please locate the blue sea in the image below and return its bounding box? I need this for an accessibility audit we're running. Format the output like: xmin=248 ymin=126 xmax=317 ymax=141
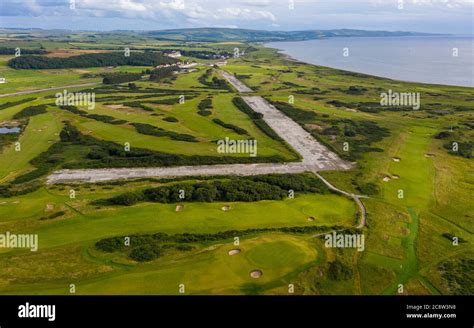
xmin=267 ymin=36 xmax=474 ymax=87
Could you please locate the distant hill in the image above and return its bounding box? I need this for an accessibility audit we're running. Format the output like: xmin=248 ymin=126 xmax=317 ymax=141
xmin=144 ymin=28 xmax=438 ymax=42
xmin=0 ymin=27 xmax=441 ymax=43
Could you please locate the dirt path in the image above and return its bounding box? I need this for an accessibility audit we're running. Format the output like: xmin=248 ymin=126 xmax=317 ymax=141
xmin=315 ymin=173 xmax=367 ymax=228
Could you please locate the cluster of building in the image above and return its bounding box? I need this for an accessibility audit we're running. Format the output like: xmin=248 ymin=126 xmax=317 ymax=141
xmin=165 ymin=51 xmax=182 ymax=58
xmin=154 ymin=60 xmax=228 ymax=72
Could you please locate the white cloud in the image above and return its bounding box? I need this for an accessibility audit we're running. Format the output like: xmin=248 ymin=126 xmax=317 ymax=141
xmin=0 ymin=0 xmax=471 ymax=33
xmin=215 ymin=7 xmax=276 ymax=21
xmin=160 ymin=0 xmax=186 ymax=10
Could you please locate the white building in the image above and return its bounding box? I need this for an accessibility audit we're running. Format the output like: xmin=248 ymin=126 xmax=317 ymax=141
xmin=166 ymin=51 xmax=182 ymax=58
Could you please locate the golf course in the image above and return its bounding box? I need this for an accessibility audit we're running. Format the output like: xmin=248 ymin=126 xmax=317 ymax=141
xmin=0 ymin=28 xmax=472 ymax=296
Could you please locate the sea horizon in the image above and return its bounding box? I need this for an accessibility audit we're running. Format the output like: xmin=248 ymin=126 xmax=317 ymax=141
xmin=267 ymin=36 xmax=474 ymax=88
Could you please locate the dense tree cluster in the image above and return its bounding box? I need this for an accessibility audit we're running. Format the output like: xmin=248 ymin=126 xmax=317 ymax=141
xmin=97 ymin=173 xmax=330 ymax=206
xmin=328 ymin=260 xmax=353 ymax=281
xmin=197 ymin=97 xmax=212 ymax=116
xmin=439 ymin=258 xmax=474 ymax=295
xmin=8 ymin=52 xmax=177 ymax=69
xmin=198 ymin=69 xmax=231 ymax=90
xmin=149 ymin=66 xmax=178 ymax=81
xmin=13 ymin=105 xmax=48 ymax=119
xmin=443 ymin=142 xmax=472 ymax=158
xmin=356 ymin=182 xmax=379 ymax=196
xmin=0 ymin=182 xmax=42 ymax=198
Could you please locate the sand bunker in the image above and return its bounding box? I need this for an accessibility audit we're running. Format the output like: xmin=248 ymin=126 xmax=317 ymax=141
xmin=175 ymin=205 xmax=184 ymax=212
xmin=382 ymin=176 xmax=391 ymax=182
xmin=392 ymin=157 xmax=401 ymax=162
xmin=250 ymin=270 xmax=263 ymax=279
xmin=104 ymin=104 xmax=134 ymax=111
xmin=391 ymin=175 xmax=400 ymax=179
xmin=45 ymin=204 xmax=54 ymax=211
xmin=425 ymin=153 xmax=435 ymax=158
xmin=221 ymin=205 xmax=231 ymax=211
xmin=307 ymin=216 xmax=315 ymax=222
xmin=228 ymin=249 xmax=241 ymax=256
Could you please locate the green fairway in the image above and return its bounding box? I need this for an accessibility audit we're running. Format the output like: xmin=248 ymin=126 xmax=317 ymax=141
xmin=0 ymin=234 xmax=319 ymax=295
xmin=0 ymin=112 xmax=62 ymax=182
xmin=0 ymin=189 xmax=356 ymax=251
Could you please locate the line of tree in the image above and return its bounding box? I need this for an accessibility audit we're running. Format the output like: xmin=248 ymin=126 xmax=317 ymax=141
xmin=95 ymin=173 xmax=331 ymax=206
xmin=8 ymin=52 xmax=177 ymax=69
xmin=269 ymin=100 xmax=318 ymax=122
xmin=60 ymin=105 xmax=127 ymax=125
xmin=212 ymin=118 xmax=248 ymax=135
xmin=0 ymin=47 xmax=46 ymax=55
xmin=132 ymin=123 xmax=197 ymax=143
xmin=0 ymin=97 xmax=36 ymax=111
xmin=232 ymin=97 xmax=283 ymax=141
xmin=95 ymin=224 xmax=352 ymax=262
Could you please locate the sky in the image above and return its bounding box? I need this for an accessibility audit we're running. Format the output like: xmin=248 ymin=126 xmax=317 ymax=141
xmin=0 ymin=0 xmax=472 ymax=34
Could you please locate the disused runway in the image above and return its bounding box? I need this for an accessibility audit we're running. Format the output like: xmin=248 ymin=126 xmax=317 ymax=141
xmin=47 ymin=162 xmax=311 ymax=184
xmin=47 ymin=72 xmax=351 ymax=184
xmin=242 ymin=96 xmax=350 ymax=171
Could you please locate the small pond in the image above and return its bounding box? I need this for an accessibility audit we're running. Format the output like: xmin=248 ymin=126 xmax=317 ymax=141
xmin=0 ymin=127 xmax=20 ymax=134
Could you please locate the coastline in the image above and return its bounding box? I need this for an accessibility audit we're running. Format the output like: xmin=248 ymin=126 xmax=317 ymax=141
xmin=264 ymin=38 xmax=474 ymax=89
